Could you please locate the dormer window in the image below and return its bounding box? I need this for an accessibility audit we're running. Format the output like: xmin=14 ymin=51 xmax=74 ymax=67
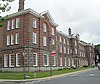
xmin=43 ymin=23 xmax=46 ymax=32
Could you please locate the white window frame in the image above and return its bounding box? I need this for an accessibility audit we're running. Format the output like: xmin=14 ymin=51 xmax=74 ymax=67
xmin=75 ymin=40 xmax=77 ymax=46
xmin=68 ymin=48 xmax=70 ymax=54
xmin=68 ymin=58 xmax=70 ymax=66
xmin=16 ymin=18 xmax=19 ymax=28
xmin=7 ymin=35 xmax=10 ymax=45
xmin=43 ymin=23 xmax=46 ymax=32
xmin=33 ymin=18 xmax=36 ymax=28
xmin=60 ymin=37 xmax=62 ymax=42
xmin=16 ymin=53 xmax=20 ymax=67
xmin=52 ymin=39 xmax=55 ymax=45
xmin=65 ymin=57 xmax=67 ymax=66
xmin=60 ymin=57 xmax=62 ymax=66
xmin=52 ymin=28 xmax=54 ymax=35
xmin=7 ymin=20 xmax=10 ymax=30
xmin=67 ymin=40 xmax=69 ymax=45
xmin=64 ymin=39 xmax=65 ymax=44
xmin=4 ymin=54 xmax=8 ymax=67
xmin=11 ymin=19 xmax=15 ymax=29
xmin=43 ymin=36 xmax=47 ymax=46
xmin=54 ymin=56 xmax=56 ymax=66
xmin=33 ymin=53 xmax=38 ymax=66
xmin=11 ymin=35 xmax=14 ymax=45
xmin=9 ymin=54 xmax=14 ymax=67
xmin=64 ymin=47 xmax=66 ymax=53
xmin=32 ymin=33 xmax=37 ymax=44
xmin=52 ymin=56 xmax=56 ymax=66
xmin=15 ymin=33 xmax=19 ymax=44
xmin=60 ymin=45 xmax=62 ymax=52
xmin=43 ymin=54 xmax=49 ymax=66
xmin=75 ymin=48 xmax=77 ymax=54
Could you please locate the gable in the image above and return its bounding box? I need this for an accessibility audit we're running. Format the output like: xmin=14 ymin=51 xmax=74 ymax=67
xmin=40 ymin=10 xmax=58 ymax=27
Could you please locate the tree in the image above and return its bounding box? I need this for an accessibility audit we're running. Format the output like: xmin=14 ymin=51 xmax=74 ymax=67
xmin=94 ymin=44 xmax=100 ymax=63
xmin=0 ymin=0 xmax=15 ymax=27
xmin=94 ymin=44 xmax=100 ymax=55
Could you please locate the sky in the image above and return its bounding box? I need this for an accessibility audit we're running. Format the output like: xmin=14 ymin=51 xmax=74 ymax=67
xmin=1 ymin=0 xmax=100 ymax=45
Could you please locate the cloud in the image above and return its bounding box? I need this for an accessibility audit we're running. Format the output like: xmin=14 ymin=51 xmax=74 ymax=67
xmin=1 ymin=0 xmax=100 ymax=44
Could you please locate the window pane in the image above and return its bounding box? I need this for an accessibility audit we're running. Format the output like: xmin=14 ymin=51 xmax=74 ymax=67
xmin=64 ymin=47 xmax=66 ymax=53
xmin=65 ymin=58 xmax=67 ymax=66
xmin=7 ymin=35 xmax=10 ymax=45
xmin=7 ymin=20 xmax=10 ymax=30
xmin=11 ymin=19 xmax=15 ymax=29
xmin=9 ymin=54 xmax=14 ymax=67
xmin=43 ymin=23 xmax=46 ymax=32
xmin=16 ymin=18 xmax=19 ymax=28
xmin=60 ymin=37 xmax=62 ymax=42
xmin=52 ymin=39 xmax=54 ymax=45
xmin=44 ymin=55 xmax=48 ymax=66
xmin=33 ymin=18 xmax=36 ymax=28
xmin=60 ymin=45 xmax=62 ymax=52
xmin=52 ymin=28 xmax=54 ymax=35
xmin=60 ymin=57 xmax=62 ymax=66
xmin=64 ymin=39 xmax=65 ymax=44
xmin=4 ymin=55 xmax=8 ymax=67
xmin=52 ymin=56 xmax=56 ymax=66
xmin=15 ymin=33 xmax=19 ymax=44
xmin=33 ymin=33 xmax=36 ymax=44
xmin=11 ymin=55 xmax=14 ymax=66
xmin=43 ymin=36 xmax=46 ymax=46
xmin=11 ymin=35 xmax=14 ymax=45
xmin=33 ymin=53 xmax=37 ymax=66
xmin=16 ymin=53 xmax=20 ymax=66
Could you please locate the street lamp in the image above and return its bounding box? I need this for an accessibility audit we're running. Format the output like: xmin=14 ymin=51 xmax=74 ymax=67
xmin=22 ymin=52 xmax=26 ymax=79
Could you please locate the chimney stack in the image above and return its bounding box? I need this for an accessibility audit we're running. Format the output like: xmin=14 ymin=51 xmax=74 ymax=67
xmin=18 ymin=0 xmax=25 ymax=11
xmin=68 ymin=28 xmax=71 ymax=35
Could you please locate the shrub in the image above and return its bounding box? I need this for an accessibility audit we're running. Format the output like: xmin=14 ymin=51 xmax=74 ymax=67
xmin=83 ymin=65 xmax=88 ymax=68
xmin=58 ymin=68 xmax=63 ymax=71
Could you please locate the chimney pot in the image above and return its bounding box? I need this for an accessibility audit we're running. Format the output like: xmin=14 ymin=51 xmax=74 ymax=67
xmin=18 ymin=0 xmax=25 ymax=11
xmin=68 ymin=28 xmax=71 ymax=35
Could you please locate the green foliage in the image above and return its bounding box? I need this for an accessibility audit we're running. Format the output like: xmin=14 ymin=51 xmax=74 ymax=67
xmin=0 ymin=0 xmax=14 ymax=27
xmin=83 ymin=65 xmax=89 ymax=68
xmin=0 ymin=16 xmax=8 ymax=27
xmin=0 ymin=0 xmax=14 ymax=13
xmin=94 ymin=44 xmax=100 ymax=55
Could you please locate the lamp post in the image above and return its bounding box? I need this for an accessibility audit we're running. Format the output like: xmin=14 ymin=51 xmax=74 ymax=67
xmin=48 ymin=37 xmax=52 ymax=76
xmin=22 ymin=52 xmax=26 ymax=79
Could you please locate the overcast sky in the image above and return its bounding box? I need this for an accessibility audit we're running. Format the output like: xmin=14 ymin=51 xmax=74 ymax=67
xmin=1 ymin=0 xmax=100 ymax=45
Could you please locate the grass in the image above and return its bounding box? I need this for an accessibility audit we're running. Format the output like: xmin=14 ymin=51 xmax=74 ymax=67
xmin=0 ymin=67 xmax=90 ymax=80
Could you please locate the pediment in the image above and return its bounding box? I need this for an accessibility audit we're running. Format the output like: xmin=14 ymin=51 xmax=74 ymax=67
xmin=40 ymin=10 xmax=54 ymax=22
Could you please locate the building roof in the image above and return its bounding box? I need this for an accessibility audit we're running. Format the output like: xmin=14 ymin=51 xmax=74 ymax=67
xmin=56 ymin=30 xmax=71 ymax=38
xmin=7 ymin=8 xmax=58 ymax=27
xmin=79 ymin=40 xmax=91 ymax=46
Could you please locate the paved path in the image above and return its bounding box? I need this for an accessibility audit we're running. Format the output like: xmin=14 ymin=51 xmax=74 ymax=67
xmin=18 ymin=68 xmax=100 ymax=84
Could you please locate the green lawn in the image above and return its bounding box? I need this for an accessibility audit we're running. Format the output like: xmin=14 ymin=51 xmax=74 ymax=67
xmin=0 ymin=67 xmax=90 ymax=80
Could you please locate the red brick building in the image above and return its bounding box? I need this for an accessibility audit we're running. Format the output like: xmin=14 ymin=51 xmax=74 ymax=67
xmin=0 ymin=0 xmax=94 ymax=72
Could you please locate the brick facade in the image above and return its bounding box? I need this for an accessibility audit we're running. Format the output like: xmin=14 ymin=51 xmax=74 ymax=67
xmin=0 ymin=9 xmax=94 ymax=72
